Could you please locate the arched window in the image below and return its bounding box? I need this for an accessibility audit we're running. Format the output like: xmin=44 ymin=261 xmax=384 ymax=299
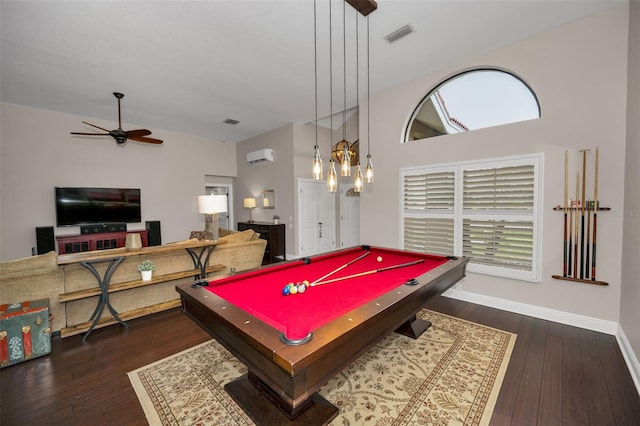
xmin=404 ymin=68 xmax=540 ymax=142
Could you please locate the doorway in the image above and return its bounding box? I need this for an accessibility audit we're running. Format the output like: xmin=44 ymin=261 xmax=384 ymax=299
xmin=298 ymin=179 xmax=336 ymax=258
xmin=339 ymin=183 xmax=360 ymax=248
xmin=205 ymin=184 xmax=233 ymax=231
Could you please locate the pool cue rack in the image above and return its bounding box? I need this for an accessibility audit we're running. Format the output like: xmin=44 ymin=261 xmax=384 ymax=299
xmin=552 ymin=148 xmax=609 ymax=286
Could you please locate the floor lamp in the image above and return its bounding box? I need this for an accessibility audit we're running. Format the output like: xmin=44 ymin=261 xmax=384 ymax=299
xmin=198 ymin=195 xmax=227 ymax=241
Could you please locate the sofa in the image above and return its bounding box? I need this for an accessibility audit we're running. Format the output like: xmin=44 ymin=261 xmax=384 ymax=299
xmin=0 ymin=229 xmax=266 ymax=337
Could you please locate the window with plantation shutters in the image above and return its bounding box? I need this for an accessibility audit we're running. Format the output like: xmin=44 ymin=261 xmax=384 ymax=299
xmin=403 ymin=170 xmax=455 ymax=256
xmin=401 ymin=154 xmax=542 ymax=281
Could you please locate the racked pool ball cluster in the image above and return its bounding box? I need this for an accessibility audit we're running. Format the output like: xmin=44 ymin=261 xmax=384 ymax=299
xmin=282 ymin=280 xmax=310 ymax=296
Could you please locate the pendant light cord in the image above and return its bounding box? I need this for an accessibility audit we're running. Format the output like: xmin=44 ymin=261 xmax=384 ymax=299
xmin=343 ymin=0 xmax=347 ymax=142
xmin=329 ymin=0 xmax=333 ymax=155
xmin=314 ymin=0 xmax=318 ymax=150
xmin=367 ymin=15 xmax=371 ymax=158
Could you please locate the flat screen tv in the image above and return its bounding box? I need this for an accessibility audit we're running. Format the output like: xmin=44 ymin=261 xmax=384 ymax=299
xmin=55 ymin=187 xmax=141 ymax=226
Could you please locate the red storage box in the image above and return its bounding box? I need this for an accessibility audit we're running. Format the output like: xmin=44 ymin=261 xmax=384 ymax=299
xmin=0 ymin=299 xmax=51 ymax=368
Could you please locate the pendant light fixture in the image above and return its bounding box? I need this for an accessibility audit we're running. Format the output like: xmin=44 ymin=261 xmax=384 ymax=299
xmin=353 ymin=11 xmax=363 ymax=193
xmin=327 ymin=0 xmax=337 ymax=193
xmin=311 ymin=0 xmax=323 ymax=180
xmin=364 ymin=14 xmax=374 ymax=183
xmin=339 ymin=0 xmax=351 ymax=177
xmin=314 ymin=0 xmax=376 ymax=191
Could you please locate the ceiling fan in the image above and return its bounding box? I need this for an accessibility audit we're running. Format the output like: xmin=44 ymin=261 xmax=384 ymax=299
xmin=70 ymin=92 xmax=163 ymax=145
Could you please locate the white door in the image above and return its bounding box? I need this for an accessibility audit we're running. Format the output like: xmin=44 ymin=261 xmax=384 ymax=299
xmin=298 ymin=180 xmax=336 ymax=257
xmin=339 ymin=183 xmax=360 ymax=248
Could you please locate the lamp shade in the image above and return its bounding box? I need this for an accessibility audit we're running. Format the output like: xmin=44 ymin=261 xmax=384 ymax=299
xmin=243 ymin=197 xmax=257 ymax=209
xmin=198 ymin=195 xmax=227 ymax=214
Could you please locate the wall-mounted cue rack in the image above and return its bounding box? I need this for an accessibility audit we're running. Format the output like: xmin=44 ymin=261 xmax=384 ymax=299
xmin=552 ymin=148 xmax=609 ymax=286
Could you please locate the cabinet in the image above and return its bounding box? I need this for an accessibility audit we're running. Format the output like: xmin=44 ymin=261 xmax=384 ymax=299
xmin=238 ymin=222 xmax=285 ymax=264
xmin=56 ymin=231 xmax=148 ymax=254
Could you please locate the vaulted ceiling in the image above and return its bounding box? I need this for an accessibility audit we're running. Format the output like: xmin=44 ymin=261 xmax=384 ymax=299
xmin=0 ymin=0 xmax=622 ymax=143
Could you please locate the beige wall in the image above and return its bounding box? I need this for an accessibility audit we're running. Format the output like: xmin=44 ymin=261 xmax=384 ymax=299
xmin=360 ymin=5 xmax=629 ymax=323
xmin=621 ymin=0 xmax=640 ymax=366
xmin=0 ymin=103 xmax=236 ymax=261
xmin=234 ymin=123 xmax=295 ymax=254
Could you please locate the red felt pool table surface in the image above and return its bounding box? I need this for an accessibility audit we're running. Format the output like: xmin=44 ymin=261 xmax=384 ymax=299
xmin=205 ymin=246 xmax=448 ymax=340
xmin=177 ymin=245 xmax=468 ymax=425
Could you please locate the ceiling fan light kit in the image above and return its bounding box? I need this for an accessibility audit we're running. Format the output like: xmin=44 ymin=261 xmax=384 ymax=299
xmin=70 ymin=92 xmax=163 ymax=145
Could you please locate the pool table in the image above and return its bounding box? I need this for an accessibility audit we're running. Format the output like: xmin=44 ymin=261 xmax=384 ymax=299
xmin=176 ymin=245 xmax=468 ymax=425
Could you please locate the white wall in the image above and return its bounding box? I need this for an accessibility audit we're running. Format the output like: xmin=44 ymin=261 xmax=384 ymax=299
xmin=0 ymin=103 xmax=236 ymax=260
xmin=359 ymin=5 xmax=629 ymax=323
xmin=621 ymin=0 xmax=640 ymax=368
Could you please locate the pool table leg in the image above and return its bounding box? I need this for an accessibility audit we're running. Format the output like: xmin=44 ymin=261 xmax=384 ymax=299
xmin=395 ymin=314 xmax=432 ymax=339
xmin=225 ymin=372 xmax=339 ymax=426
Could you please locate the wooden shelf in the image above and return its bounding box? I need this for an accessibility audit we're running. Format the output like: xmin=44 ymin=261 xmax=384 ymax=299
xmin=552 ymin=275 xmax=608 ymax=286
xmin=57 ymin=239 xmax=225 ymax=265
xmin=59 ymin=264 xmax=226 ymax=302
xmin=59 ymin=299 xmax=182 ymax=338
xmin=552 ymin=206 xmax=610 ymax=211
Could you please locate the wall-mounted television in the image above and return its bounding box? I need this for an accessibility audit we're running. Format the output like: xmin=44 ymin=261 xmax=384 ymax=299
xmin=55 ymin=187 xmax=141 ymax=226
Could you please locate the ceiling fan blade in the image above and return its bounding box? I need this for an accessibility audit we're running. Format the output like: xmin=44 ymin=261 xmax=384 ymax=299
xmin=81 ymin=121 xmax=111 ymax=133
xmin=70 ymin=132 xmax=110 ymax=136
xmin=126 ymin=129 xmax=152 ymax=138
xmin=129 ymin=135 xmax=164 ymax=144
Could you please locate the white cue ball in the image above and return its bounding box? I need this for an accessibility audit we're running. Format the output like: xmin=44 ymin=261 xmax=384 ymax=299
xmin=377 ymin=256 xmax=383 ymax=262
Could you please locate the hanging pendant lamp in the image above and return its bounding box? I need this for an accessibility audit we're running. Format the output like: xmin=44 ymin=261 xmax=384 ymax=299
xmin=327 ymin=0 xmax=337 ymax=193
xmin=311 ymin=0 xmax=323 ymax=180
xmin=364 ymin=14 xmax=374 ymax=183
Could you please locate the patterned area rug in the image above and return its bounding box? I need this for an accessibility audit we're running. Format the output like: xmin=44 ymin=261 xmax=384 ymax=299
xmin=128 ymin=309 xmax=516 ymax=425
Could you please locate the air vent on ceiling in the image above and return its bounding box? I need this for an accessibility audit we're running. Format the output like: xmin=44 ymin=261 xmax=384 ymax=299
xmin=384 ymin=24 xmax=415 ymax=43
xmin=224 ymin=118 xmax=240 ymax=125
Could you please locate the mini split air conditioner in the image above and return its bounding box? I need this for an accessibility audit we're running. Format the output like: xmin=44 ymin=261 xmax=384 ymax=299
xmin=246 ymin=149 xmax=274 ymax=165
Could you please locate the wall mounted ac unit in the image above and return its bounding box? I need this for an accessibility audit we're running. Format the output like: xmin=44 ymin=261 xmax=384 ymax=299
xmin=247 ymin=149 xmax=274 ymax=165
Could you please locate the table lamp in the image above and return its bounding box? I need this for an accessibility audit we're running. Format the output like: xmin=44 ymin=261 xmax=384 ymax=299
xmin=243 ymin=197 xmax=256 ymax=223
xmin=198 ymin=194 xmax=227 ymax=241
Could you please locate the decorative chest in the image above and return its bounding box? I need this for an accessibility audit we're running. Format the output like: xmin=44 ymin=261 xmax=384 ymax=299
xmin=0 ymin=299 xmax=51 ymax=368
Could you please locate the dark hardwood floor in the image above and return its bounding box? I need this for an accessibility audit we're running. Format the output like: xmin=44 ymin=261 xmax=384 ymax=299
xmin=2 ymin=296 xmax=639 ymax=425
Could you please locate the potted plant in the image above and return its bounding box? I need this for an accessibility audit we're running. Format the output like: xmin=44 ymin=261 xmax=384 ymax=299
xmin=137 ymin=259 xmax=156 ymax=281
xmin=273 ymin=215 xmax=280 ymax=224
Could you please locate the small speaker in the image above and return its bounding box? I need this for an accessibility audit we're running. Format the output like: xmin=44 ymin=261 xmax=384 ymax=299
xmin=36 ymin=226 xmax=55 ymax=254
xmin=145 ymin=221 xmax=162 ymax=246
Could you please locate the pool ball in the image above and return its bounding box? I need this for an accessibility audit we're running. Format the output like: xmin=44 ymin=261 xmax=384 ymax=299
xmin=377 ymin=256 xmax=383 ymax=262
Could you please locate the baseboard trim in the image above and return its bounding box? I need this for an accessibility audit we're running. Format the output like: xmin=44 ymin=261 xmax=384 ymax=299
xmin=443 ymin=287 xmax=640 ymax=396
xmin=616 ymin=325 xmax=640 ymax=394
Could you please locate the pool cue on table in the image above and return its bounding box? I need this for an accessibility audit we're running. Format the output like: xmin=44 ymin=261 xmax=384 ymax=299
xmin=574 ymin=172 xmax=579 ymax=278
xmin=309 ymin=251 xmax=370 ymax=286
xmin=312 ymin=259 xmax=425 ymax=287
xmin=579 ymin=149 xmax=588 ymax=279
xmin=592 ymin=147 xmax=599 ymax=280
xmin=563 ymin=150 xmax=569 ymax=277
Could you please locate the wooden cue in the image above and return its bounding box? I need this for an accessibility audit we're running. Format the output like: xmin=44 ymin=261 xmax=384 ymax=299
xmin=312 ymin=259 xmax=425 ymax=286
xmin=592 ymin=147 xmax=599 ymax=280
xmin=568 ymin=179 xmax=573 ymax=276
xmin=309 ymin=251 xmax=370 ymax=286
xmin=580 ymin=149 xmax=588 ymax=279
xmin=563 ymin=150 xmax=569 ymax=277
xmin=574 ymin=172 xmax=579 ymax=278
xmin=585 ymin=197 xmax=591 ymax=279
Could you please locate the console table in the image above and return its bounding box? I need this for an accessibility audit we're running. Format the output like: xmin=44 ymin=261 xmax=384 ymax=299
xmin=57 ymin=240 xmax=226 ymax=340
xmin=237 ymin=222 xmax=285 ymax=264
xmin=56 ymin=230 xmax=149 ymax=254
